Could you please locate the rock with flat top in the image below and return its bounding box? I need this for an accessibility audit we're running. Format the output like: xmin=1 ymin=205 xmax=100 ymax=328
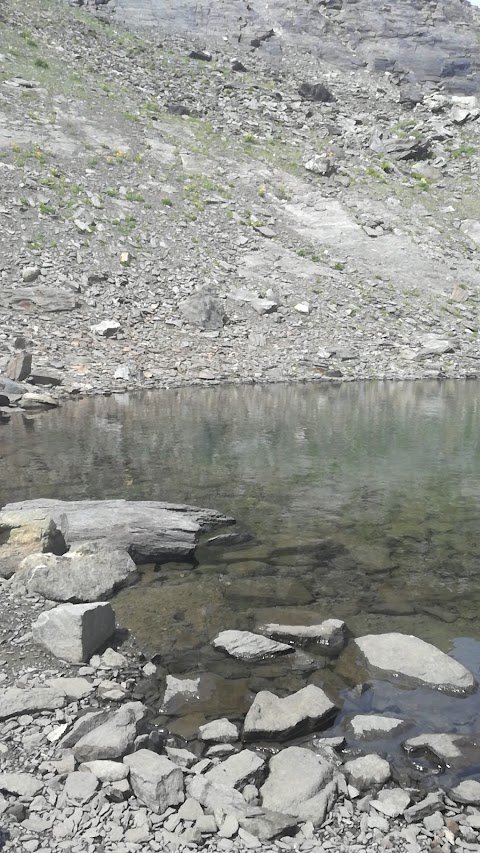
xmin=261 ymin=747 xmax=333 ymax=816
xmin=186 ymin=774 xmax=248 ymax=816
xmin=80 ymin=760 xmax=129 ymax=782
xmin=349 ymin=715 xmax=406 ymax=739
xmin=32 ymin=601 xmax=116 ymax=663
xmin=238 ymin=808 xmax=299 ymax=841
xmin=259 ymin=619 xmax=346 ymax=652
xmin=449 ymin=779 xmax=480 ymax=805
xmin=344 ymin=754 xmax=391 ymax=790
xmin=371 ymin=788 xmax=411 ymax=817
xmin=205 ymin=750 xmax=265 ymax=789
xmin=354 ymin=633 xmax=475 ymax=693
xmin=244 ymin=684 xmax=337 ymax=741
xmin=199 ymin=718 xmax=239 ymax=743
xmin=60 ymin=771 xmax=99 ymax=806
xmin=0 ymin=686 xmax=65 ymax=720
xmin=2 ymin=499 xmax=233 ymax=563
xmin=72 ymin=702 xmax=148 ymax=762
xmin=212 ymin=630 xmax=293 ymax=661
xmin=124 ymin=749 xmax=184 ymax=813
xmin=404 ymin=732 xmax=463 ymax=760
xmin=0 ymin=773 xmax=43 ymax=798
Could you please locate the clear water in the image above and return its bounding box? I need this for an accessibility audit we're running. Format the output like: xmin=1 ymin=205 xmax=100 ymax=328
xmin=2 ymin=380 xmax=480 ymax=781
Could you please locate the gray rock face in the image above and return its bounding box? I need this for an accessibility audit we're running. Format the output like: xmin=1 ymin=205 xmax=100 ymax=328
xmin=212 ymin=630 xmax=293 ymax=661
xmin=237 ymin=808 xmax=299 ymax=841
xmin=186 ymin=775 xmax=248 ymax=816
xmin=349 ymin=715 xmax=406 ymax=739
xmin=205 ymin=750 xmax=265 ymax=790
xmin=0 ymin=686 xmax=65 ymax=720
xmin=60 ymin=710 xmax=111 ymax=749
xmin=124 ymin=749 xmax=184 ymax=813
xmin=259 ymin=619 xmax=346 ymax=652
xmin=72 ymin=702 xmax=148 ymax=763
xmin=343 ymin=754 xmax=391 ymax=791
xmin=18 ymin=543 xmax=139 ymax=602
xmin=354 ymin=632 xmax=476 ymax=694
xmin=3 ymin=285 xmax=77 ymax=312
xmin=243 ymin=684 xmax=337 ymax=741
xmin=261 ymin=746 xmax=333 ymax=815
xmin=32 ymin=601 xmax=116 ymax=663
xmin=404 ymin=792 xmax=445 ymax=823
xmin=2 ymin=499 xmax=234 ymax=563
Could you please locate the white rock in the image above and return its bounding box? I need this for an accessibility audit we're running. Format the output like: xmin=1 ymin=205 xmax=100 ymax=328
xmin=177 ymin=797 xmax=204 ymax=821
xmin=294 ymin=302 xmax=310 ymax=314
xmin=260 ymin=747 xmax=333 ymax=816
xmin=349 ymin=715 xmax=405 ymax=738
xmin=123 ymin=749 xmax=184 ymax=813
xmin=81 ymin=760 xmax=129 ymax=782
xmin=91 ymin=319 xmax=121 ymax=337
xmin=205 ymin=750 xmax=265 ymax=789
xmin=186 ymin=774 xmax=248 ymax=816
xmin=212 ymin=630 xmax=292 ymax=661
xmin=166 ymin=746 xmax=198 ymax=768
xmin=95 ymin=647 xmax=128 ymax=668
xmin=162 ymin=675 xmax=200 ymax=712
xmin=98 ymin=680 xmax=128 ymax=701
xmin=344 ymin=754 xmax=391 ymax=791
xmin=371 ymin=788 xmax=411 ymax=817
xmin=198 ymin=718 xmax=240 ymax=743
xmin=22 ymin=266 xmax=40 ymax=283
xmin=218 ymin=814 xmax=239 ymax=838
xmin=32 ymin=601 xmax=116 ymax=663
xmin=404 ymin=733 xmax=463 ymax=759
xmin=354 ymin=633 xmax=475 ymax=693
xmin=244 ymin=684 xmax=337 ymax=740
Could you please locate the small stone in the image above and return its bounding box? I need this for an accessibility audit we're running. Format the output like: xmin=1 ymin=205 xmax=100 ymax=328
xmin=199 ymin=718 xmax=240 ymax=743
xmin=195 ymin=814 xmax=217 ymax=834
xmin=371 ymin=788 xmax=411 ymax=817
xmin=80 ymin=760 xmax=129 ymax=782
xmin=344 ymin=754 xmax=391 ymax=791
xmin=449 ymin=779 xmax=480 ymax=805
xmin=91 ymin=320 xmax=121 ymax=337
xmin=120 ymin=252 xmax=132 ymax=266
xmin=177 ymin=798 xmax=204 ymax=821
xmin=218 ymin=815 xmax=239 ymax=838
xmin=22 ymin=266 xmax=40 ymax=283
xmin=294 ymin=302 xmax=310 ymax=314
xmin=423 ymin=811 xmax=445 ymax=831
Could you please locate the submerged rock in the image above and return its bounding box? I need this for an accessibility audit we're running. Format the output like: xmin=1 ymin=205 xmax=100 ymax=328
xmin=258 ymin=619 xmax=347 ymax=652
xmin=354 ymin=632 xmax=476 ymax=694
xmin=212 ymin=629 xmax=293 ymax=661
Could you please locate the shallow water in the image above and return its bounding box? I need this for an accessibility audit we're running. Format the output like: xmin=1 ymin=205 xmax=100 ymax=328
xmin=2 ymin=380 xmax=480 ymax=778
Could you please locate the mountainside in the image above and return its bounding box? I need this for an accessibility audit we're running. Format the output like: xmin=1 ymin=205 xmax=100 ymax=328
xmin=1 ymin=0 xmax=480 ymax=399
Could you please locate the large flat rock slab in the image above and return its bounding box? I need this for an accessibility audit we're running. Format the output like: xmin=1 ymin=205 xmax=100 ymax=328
xmin=1 ymin=499 xmax=234 ymax=563
xmin=354 ymin=632 xmax=476 ymax=695
xmin=243 ymin=684 xmax=337 ymax=741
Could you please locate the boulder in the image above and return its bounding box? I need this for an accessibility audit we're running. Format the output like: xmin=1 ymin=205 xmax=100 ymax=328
xmin=0 ymin=686 xmax=65 ymax=720
xmin=1 ymin=499 xmax=234 ymax=563
xmin=243 ymin=684 xmax=337 ymax=741
xmin=179 ymin=287 xmax=226 ymax=330
xmin=296 ymin=778 xmax=338 ymax=826
xmin=258 ymin=619 xmax=346 ymax=652
xmin=186 ymin=774 xmax=248 ymax=816
xmin=354 ymin=633 xmax=476 ymax=693
xmin=198 ymin=718 xmax=240 ymax=743
xmin=72 ymin=702 xmax=148 ymax=762
xmin=0 ymin=511 xmax=66 ymax=579
xmin=343 ymin=754 xmax=391 ymax=791
xmin=123 ymin=749 xmax=184 ymax=813
xmin=59 ymin=709 xmax=112 ymax=749
xmin=260 ymin=747 xmax=333 ymax=816
xmin=32 ymin=601 xmax=116 ymax=663
xmin=205 ymin=750 xmax=265 ymax=790
xmin=17 ymin=543 xmax=138 ymax=602
xmin=212 ymin=630 xmax=293 ymax=662
xmin=3 ymin=285 xmax=77 ymax=312
xmin=4 ymin=351 xmax=32 ymax=382
xmin=403 ymin=733 xmax=463 ymax=761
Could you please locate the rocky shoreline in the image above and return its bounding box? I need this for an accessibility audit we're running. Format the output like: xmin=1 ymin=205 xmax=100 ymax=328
xmin=1 ymin=501 xmax=479 ymax=853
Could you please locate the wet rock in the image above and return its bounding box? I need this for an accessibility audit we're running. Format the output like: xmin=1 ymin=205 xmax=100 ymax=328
xmin=243 ymin=684 xmax=337 ymax=741
xmin=212 ymin=630 xmax=293 ymax=661
xmin=2 ymin=499 xmax=234 ymax=563
xmin=261 ymin=746 xmax=333 ymax=815
xmin=223 ymin=577 xmax=313 ymax=607
xmin=349 ymin=715 xmax=406 ymax=739
xmin=0 ymin=686 xmax=65 ymax=720
xmin=354 ymin=632 xmax=476 ymax=693
xmin=21 ymin=392 xmax=59 ymax=409
xmin=161 ymin=674 xmax=201 ymax=713
xmin=124 ymin=749 xmax=184 ymax=813
xmin=17 ymin=543 xmax=139 ymax=602
xmin=259 ymin=619 xmax=346 ymax=652
xmin=449 ymin=779 xmax=480 ymax=805
xmin=72 ymin=702 xmax=148 ymax=762
xmin=205 ymin=750 xmax=265 ymax=789
xmin=32 ymin=601 xmax=116 ymax=663
xmin=343 ymin=754 xmax=391 ymax=791
xmin=198 ymin=718 xmax=240 ymax=743
xmin=404 ymin=733 xmax=463 ymax=761
xmin=238 ymin=808 xmax=299 ymax=841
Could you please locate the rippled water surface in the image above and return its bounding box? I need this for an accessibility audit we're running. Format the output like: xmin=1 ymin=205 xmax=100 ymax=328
xmin=2 ymin=380 xmax=480 ymax=778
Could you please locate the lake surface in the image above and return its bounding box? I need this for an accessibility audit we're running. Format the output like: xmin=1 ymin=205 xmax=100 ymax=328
xmin=2 ymin=380 xmax=480 ymax=781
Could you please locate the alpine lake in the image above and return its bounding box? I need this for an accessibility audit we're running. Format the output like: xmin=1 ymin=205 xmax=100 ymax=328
xmin=2 ymin=380 xmax=480 ymax=787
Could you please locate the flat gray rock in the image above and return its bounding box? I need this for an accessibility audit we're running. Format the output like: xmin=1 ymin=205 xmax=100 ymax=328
xmin=17 ymin=543 xmax=138 ymax=602
xmin=2 ymin=499 xmax=233 ymax=563
xmin=344 ymin=754 xmax=391 ymax=791
xmin=186 ymin=775 xmax=248 ymax=817
xmin=243 ymin=684 xmax=337 ymax=741
xmin=354 ymin=632 xmax=476 ymax=693
xmin=46 ymin=677 xmax=94 ymax=700
xmin=32 ymin=601 xmax=116 ymax=663
xmin=124 ymin=749 xmax=184 ymax=813
xmin=205 ymin=750 xmax=265 ymax=789
xmin=371 ymin=788 xmax=411 ymax=818
xmin=404 ymin=792 xmax=445 ymax=823
xmin=80 ymin=760 xmax=129 ymax=782
xmin=0 ymin=773 xmax=43 ymax=798
xmin=349 ymin=714 xmax=406 ymax=739
xmin=238 ymin=808 xmax=299 ymax=841
xmin=404 ymin=733 xmax=463 ymax=760
xmin=59 ymin=771 xmax=99 ymax=806
xmin=261 ymin=746 xmax=333 ymax=816
xmin=212 ymin=630 xmax=293 ymax=661
xmin=0 ymin=686 xmax=65 ymax=720
xmin=296 ymin=778 xmax=338 ymax=826
xmin=449 ymin=779 xmax=480 ymax=805
xmin=72 ymin=702 xmax=148 ymax=763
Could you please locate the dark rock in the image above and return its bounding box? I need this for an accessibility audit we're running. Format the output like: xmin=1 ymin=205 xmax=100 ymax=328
xmin=298 ymin=82 xmax=336 ymax=103
xmin=250 ymin=29 xmax=275 ymax=49
xmin=189 ymin=49 xmax=212 ymax=61
xmin=4 ymin=351 xmax=32 ymax=382
xmin=179 ymin=287 xmax=226 ymax=330
xmin=30 ymin=368 xmax=63 ymax=386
